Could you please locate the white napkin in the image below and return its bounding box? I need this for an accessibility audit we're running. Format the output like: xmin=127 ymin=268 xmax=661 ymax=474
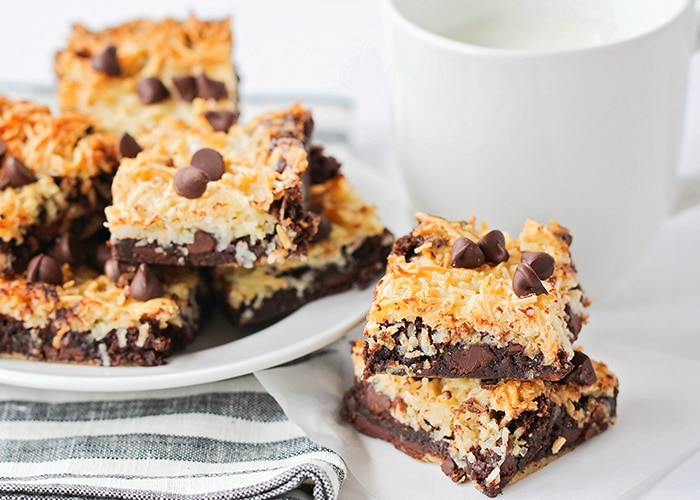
xmin=256 ymin=205 xmax=700 ymax=499
xmin=0 ymin=376 xmax=346 ymax=499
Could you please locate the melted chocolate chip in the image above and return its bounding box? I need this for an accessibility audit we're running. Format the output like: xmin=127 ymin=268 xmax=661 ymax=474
xmin=450 ymin=237 xmax=485 ymax=269
xmin=172 ymin=75 xmax=197 ymax=102
xmin=173 ymin=166 xmax=209 ymax=198
xmin=118 ymin=133 xmax=143 ymax=159
xmin=203 ymin=110 xmax=238 ymax=132
xmin=308 ymin=145 xmax=342 ymax=184
xmin=26 ymin=254 xmax=63 ymax=286
xmin=191 ymin=148 xmax=225 ymax=180
xmin=129 ymin=263 xmax=164 ymax=300
xmin=195 ymin=73 xmax=228 ymax=100
xmin=0 ymin=156 xmax=37 ymax=190
xmin=136 ymin=77 xmax=170 ymax=105
xmin=392 ymin=234 xmax=425 ymax=262
xmin=513 ymin=262 xmax=548 ymax=297
xmin=311 ymin=215 xmax=332 ymax=244
xmin=91 ymin=45 xmax=121 ymax=76
xmin=560 ymin=351 xmax=597 ymax=385
xmin=477 ymin=230 xmax=509 ymax=264
xmin=49 ymin=233 xmax=85 ymax=266
xmin=186 ymin=230 xmax=217 ymax=254
xmin=521 ymin=251 xmax=555 ymax=280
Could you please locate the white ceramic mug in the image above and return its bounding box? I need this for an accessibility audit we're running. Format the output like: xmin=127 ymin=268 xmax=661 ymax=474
xmin=382 ymin=0 xmax=700 ymax=300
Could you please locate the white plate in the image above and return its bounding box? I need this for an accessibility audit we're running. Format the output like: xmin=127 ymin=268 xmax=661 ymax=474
xmin=0 ymin=144 xmax=413 ymax=392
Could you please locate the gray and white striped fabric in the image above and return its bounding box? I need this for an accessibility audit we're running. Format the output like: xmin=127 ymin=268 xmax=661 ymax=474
xmin=0 ymin=376 xmax=346 ymax=499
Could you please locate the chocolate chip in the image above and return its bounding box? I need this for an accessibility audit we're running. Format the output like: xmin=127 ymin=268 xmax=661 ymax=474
xmin=173 ymin=166 xmax=209 ymax=198
xmin=191 ymin=148 xmax=225 ymax=180
xmin=104 ymin=258 xmax=124 ymax=283
xmin=186 ymin=230 xmax=217 ymax=254
xmin=565 ymin=304 xmax=583 ymax=338
xmin=118 ymin=133 xmax=143 ymax=159
xmin=129 ymin=263 xmax=164 ymax=300
xmin=391 ymin=234 xmax=425 ymax=262
xmin=521 ymin=251 xmax=555 ymax=280
xmin=195 ymin=73 xmax=228 ymax=100
xmin=0 ymin=140 xmax=6 ymax=161
xmin=50 ymin=233 xmax=85 ymax=266
xmin=560 ymin=351 xmax=597 ymax=385
xmin=513 ymin=262 xmax=548 ymax=297
xmin=308 ymin=146 xmax=342 ymax=184
xmin=203 ymin=110 xmax=238 ymax=132
xmin=172 ymin=75 xmax=197 ymax=102
xmin=91 ymin=45 xmax=121 ymax=76
xmin=311 ymin=215 xmax=332 ymax=244
xmin=94 ymin=244 xmax=113 ymax=271
xmin=477 ymin=230 xmax=509 ymax=264
xmin=136 ymin=77 xmax=170 ymax=105
xmin=450 ymin=237 xmax=485 ymax=269
xmin=0 ymin=156 xmax=37 ymax=190
xmin=26 ymin=254 xmax=63 ymax=286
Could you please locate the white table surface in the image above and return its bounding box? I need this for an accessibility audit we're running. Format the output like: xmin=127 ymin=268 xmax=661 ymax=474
xmin=1 ymin=2 xmax=699 ymax=498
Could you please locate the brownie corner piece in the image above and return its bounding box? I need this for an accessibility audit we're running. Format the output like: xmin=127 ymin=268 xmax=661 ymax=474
xmin=54 ymin=15 xmax=239 ymax=136
xmin=342 ymin=339 xmax=618 ymax=497
xmin=105 ymin=104 xmax=319 ymax=267
xmin=0 ymin=237 xmax=204 ymax=366
xmin=212 ymin=170 xmax=395 ymax=326
xmin=363 ymin=213 xmax=588 ymax=381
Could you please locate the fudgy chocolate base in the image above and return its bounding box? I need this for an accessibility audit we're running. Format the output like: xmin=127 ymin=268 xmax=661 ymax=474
xmin=341 ymin=381 xmax=617 ymax=498
xmin=364 ymin=318 xmax=575 ymax=381
xmin=220 ymin=231 xmax=393 ymax=326
xmin=0 ymin=314 xmax=196 ymax=366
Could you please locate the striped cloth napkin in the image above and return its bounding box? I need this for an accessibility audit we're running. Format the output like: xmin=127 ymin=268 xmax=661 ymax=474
xmin=0 ymin=376 xmax=346 ymax=499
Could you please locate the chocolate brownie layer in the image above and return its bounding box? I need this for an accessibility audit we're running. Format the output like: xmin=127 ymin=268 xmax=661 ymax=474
xmin=363 ymin=213 xmax=589 ymax=381
xmin=213 ymin=169 xmax=394 ymax=326
xmin=105 ymin=105 xmax=318 ymax=267
xmin=342 ymin=340 xmax=618 ymax=497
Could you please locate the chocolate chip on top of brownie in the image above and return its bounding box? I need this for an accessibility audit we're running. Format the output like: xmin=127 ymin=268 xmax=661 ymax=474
xmin=362 ymin=213 xmax=588 ymax=381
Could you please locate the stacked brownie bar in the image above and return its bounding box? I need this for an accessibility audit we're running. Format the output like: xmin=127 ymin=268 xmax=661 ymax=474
xmin=0 ymin=15 xmax=393 ymax=366
xmin=342 ymin=213 xmax=619 ymax=497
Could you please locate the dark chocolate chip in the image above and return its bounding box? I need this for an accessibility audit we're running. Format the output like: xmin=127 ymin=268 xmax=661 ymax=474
xmin=129 ymin=263 xmax=164 ymax=301
xmin=136 ymin=77 xmax=170 ymax=105
xmin=191 ymin=148 xmax=225 ymax=180
xmin=173 ymin=166 xmax=209 ymax=198
xmin=50 ymin=233 xmax=85 ymax=266
xmin=477 ymin=230 xmax=509 ymax=264
xmin=311 ymin=215 xmax=332 ymax=244
xmin=203 ymin=110 xmax=237 ymax=132
xmin=392 ymin=234 xmax=425 ymax=262
xmin=275 ymin=158 xmax=288 ymax=173
xmin=0 ymin=156 xmax=37 ymax=190
xmin=565 ymin=304 xmax=583 ymax=338
xmin=513 ymin=262 xmax=548 ymax=297
xmin=91 ymin=45 xmax=121 ymax=76
xmin=521 ymin=251 xmax=555 ymax=280
xmin=186 ymin=230 xmax=217 ymax=254
xmin=0 ymin=140 xmax=6 ymax=161
xmin=172 ymin=75 xmax=197 ymax=102
xmin=26 ymin=254 xmax=63 ymax=286
xmin=308 ymin=146 xmax=342 ymax=184
xmin=118 ymin=133 xmax=143 ymax=159
xmin=560 ymin=351 xmax=597 ymax=385
xmin=450 ymin=237 xmax=485 ymax=269
xmin=94 ymin=244 xmax=113 ymax=271
xmin=195 ymin=73 xmax=228 ymax=100
xmin=104 ymin=258 xmax=124 ymax=283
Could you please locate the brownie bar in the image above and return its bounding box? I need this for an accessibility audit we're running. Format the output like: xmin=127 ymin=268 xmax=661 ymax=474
xmin=105 ymin=104 xmax=318 ymax=267
xmin=363 ymin=213 xmax=588 ymax=381
xmin=342 ymin=339 xmax=618 ymax=497
xmin=54 ymin=15 xmax=239 ymax=136
xmin=0 ymin=97 xmax=119 ymax=275
xmin=212 ymin=168 xmax=394 ymax=326
xmin=0 ymin=233 xmax=203 ymax=366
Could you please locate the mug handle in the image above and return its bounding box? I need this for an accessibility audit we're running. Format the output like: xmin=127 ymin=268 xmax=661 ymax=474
xmin=675 ymin=6 xmax=700 ymax=213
